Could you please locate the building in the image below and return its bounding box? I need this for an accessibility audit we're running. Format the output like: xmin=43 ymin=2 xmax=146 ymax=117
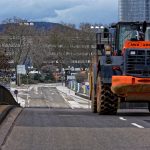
xmin=119 ymin=0 xmax=150 ymax=22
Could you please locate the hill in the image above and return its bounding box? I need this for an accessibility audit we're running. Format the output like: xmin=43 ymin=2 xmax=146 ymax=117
xmin=0 ymin=22 xmax=62 ymax=32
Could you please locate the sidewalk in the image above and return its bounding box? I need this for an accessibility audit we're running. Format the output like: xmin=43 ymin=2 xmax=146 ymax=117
xmin=75 ymin=92 xmax=90 ymax=100
xmin=56 ymin=85 xmax=90 ymax=102
xmin=56 ymin=85 xmax=91 ymax=109
xmin=10 ymin=82 xmax=29 ymax=107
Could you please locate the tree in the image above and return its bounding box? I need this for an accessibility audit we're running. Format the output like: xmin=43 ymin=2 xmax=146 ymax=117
xmin=2 ymin=17 xmax=35 ymax=67
xmin=31 ymin=29 xmax=48 ymax=73
xmin=48 ymin=25 xmax=76 ymax=69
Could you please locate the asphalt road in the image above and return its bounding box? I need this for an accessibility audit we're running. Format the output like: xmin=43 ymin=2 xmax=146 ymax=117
xmin=27 ymin=86 xmax=70 ymax=108
xmin=1 ymin=85 xmax=150 ymax=150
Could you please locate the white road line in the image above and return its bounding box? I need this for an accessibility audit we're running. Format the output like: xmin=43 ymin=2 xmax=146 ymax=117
xmin=34 ymin=86 xmax=38 ymax=94
xmin=27 ymin=87 xmax=30 ymax=107
xmin=119 ymin=117 xmax=127 ymax=121
xmin=43 ymin=93 xmax=51 ymax=109
xmin=131 ymin=123 xmax=144 ymax=128
xmin=27 ymin=98 xmax=30 ymax=107
xmin=45 ymin=100 xmax=51 ymax=109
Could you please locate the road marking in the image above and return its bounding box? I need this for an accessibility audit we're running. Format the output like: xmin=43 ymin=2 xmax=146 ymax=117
xmin=119 ymin=117 xmax=127 ymax=121
xmin=45 ymin=100 xmax=51 ymax=109
xmin=27 ymin=86 xmax=30 ymax=107
xmin=34 ymin=86 xmax=38 ymax=94
xmin=27 ymin=101 xmax=29 ymax=107
xmin=131 ymin=123 xmax=144 ymax=128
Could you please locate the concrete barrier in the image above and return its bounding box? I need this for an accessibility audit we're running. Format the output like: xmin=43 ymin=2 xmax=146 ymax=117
xmin=0 ymin=85 xmax=19 ymax=106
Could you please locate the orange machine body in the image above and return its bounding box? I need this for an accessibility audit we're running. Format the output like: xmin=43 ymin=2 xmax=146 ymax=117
xmin=111 ymin=76 xmax=150 ymax=101
xmin=112 ymin=40 xmax=150 ymax=101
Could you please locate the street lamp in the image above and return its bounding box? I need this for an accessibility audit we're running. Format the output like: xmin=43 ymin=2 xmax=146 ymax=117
xmin=90 ymin=26 xmax=94 ymax=29
xmin=95 ymin=26 xmax=100 ymax=29
xmin=90 ymin=25 xmax=105 ymax=33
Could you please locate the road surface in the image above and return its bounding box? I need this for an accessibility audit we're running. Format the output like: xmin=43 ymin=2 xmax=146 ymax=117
xmin=1 ymin=84 xmax=150 ymax=150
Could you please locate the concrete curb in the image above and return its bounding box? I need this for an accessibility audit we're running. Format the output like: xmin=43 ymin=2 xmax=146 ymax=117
xmin=0 ymin=105 xmax=16 ymax=125
xmin=75 ymin=92 xmax=90 ymax=100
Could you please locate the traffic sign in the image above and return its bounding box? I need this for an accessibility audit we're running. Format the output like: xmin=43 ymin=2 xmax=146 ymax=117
xmin=17 ymin=65 xmax=26 ymax=74
xmin=14 ymin=90 xmax=18 ymax=95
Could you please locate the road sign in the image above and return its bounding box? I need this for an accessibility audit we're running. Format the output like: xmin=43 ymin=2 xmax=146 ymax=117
xmin=17 ymin=65 xmax=26 ymax=74
xmin=14 ymin=90 xmax=18 ymax=95
xmin=67 ymin=75 xmax=75 ymax=80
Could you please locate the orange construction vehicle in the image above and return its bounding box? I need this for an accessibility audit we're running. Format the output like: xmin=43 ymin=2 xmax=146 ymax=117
xmin=89 ymin=21 xmax=150 ymax=115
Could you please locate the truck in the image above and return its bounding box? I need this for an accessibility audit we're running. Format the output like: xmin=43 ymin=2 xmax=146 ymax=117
xmin=89 ymin=21 xmax=150 ymax=115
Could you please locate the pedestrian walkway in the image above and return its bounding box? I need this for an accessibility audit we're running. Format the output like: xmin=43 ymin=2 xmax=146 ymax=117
xmin=56 ymin=85 xmax=91 ymax=109
xmin=56 ymin=85 xmax=89 ymax=101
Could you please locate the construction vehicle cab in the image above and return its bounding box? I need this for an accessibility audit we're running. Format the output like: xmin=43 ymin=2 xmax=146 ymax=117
xmin=90 ymin=21 xmax=150 ymax=115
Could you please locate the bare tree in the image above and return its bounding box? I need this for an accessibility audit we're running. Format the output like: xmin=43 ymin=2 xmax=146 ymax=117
xmin=1 ymin=18 xmax=97 ymax=78
xmin=31 ymin=30 xmax=48 ymax=72
xmin=2 ymin=17 xmax=35 ymax=67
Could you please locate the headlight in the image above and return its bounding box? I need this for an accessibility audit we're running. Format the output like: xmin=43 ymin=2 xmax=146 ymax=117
xmin=105 ymin=45 xmax=112 ymax=55
xmin=130 ymin=51 xmax=136 ymax=55
xmin=106 ymin=51 xmax=111 ymax=55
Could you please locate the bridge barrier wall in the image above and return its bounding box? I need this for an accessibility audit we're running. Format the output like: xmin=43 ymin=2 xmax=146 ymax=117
xmin=0 ymin=84 xmax=19 ymax=106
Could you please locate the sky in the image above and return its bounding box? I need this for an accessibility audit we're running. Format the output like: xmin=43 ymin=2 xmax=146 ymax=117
xmin=0 ymin=0 xmax=118 ymax=25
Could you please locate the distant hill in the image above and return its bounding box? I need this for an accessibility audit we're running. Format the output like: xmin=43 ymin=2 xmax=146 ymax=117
xmin=0 ymin=22 xmax=62 ymax=32
xmin=29 ymin=22 xmax=61 ymax=30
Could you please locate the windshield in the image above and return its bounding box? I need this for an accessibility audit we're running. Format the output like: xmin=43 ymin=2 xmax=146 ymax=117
xmin=119 ymin=25 xmax=137 ymax=51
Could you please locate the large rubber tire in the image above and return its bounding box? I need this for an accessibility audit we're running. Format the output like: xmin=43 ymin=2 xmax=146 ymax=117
xmin=89 ymin=57 xmax=97 ymax=113
xmin=91 ymin=77 xmax=97 ymax=113
xmin=97 ymin=76 xmax=118 ymax=115
xmin=148 ymin=103 xmax=150 ymax=112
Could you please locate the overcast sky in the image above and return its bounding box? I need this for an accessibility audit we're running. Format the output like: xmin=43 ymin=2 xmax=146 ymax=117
xmin=0 ymin=0 xmax=118 ymax=25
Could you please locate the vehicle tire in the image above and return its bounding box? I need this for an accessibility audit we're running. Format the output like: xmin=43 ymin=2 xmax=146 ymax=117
xmin=97 ymin=75 xmax=118 ymax=115
xmin=148 ymin=103 xmax=150 ymax=112
xmin=91 ymin=77 xmax=97 ymax=113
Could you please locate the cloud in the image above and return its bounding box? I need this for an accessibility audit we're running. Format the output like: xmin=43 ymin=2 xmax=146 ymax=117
xmin=45 ymin=0 xmax=118 ymax=25
xmin=0 ymin=0 xmax=82 ymax=20
xmin=0 ymin=0 xmax=118 ymax=25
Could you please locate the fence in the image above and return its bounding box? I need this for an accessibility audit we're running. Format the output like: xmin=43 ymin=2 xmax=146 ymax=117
xmin=68 ymin=80 xmax=90 ymax=96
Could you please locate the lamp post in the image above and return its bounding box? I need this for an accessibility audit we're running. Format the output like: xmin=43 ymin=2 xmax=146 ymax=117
xmin=90 ymin=25 xmax=106 ymax=62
